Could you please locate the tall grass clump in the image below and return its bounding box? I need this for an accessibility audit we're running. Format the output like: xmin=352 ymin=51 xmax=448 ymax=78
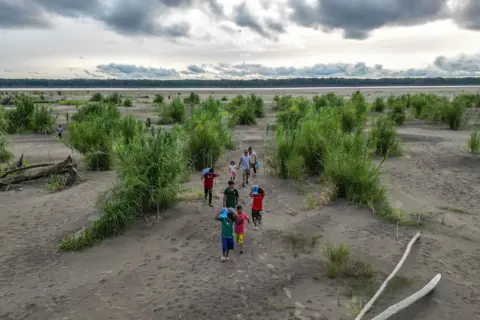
xmin=89 ymin=92 xmax=104 ymax=102
xmin=467 ymin=131 xmax=480 ymax=154
xmin=230 ymin=102 xmax=257 ymax=126
xmin=159 ymin=98 xmax=186 ymax=124
xmin=5 ymin=96 xmax=35 ymax=133
xmin=186 ymin=100 xmax=233 ymax=170
xmin=153 ymin=94 xmax=165 ymax=104
xmin=371 ymin=97 xmax=386 ymax=112
xmin=248 ymin=94 xmax=265 ymax=118
xmin=312 ymin=93 xmax=345 ymax=110
xmin=184 ymin=92 xmax=200 ymax=105
xmin=59 ymin=123 xmax=189 ymax=251
xmin=388 ymin=102 xmax=407 ymax=125
xmin=4 ymin=96 xmax=56 ymax=134
xmin=105 ymin=92 xmax=122 ymax=105
xmin=31 ymin=105 xmax=56 ymax=134
xmin=68 ymin=103 xmax=120 ymax=170
xmin=454 ymin=93 xmax=480 ymax=108
xmin=441 ymin=99 xmax=465 ymax=130
xmin=369 ymin=117 xmax=402 ymax=157
xmin=123 ymin=98 xmax=133 ymax=107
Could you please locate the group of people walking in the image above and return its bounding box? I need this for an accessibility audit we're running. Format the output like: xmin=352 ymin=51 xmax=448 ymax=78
xmin=201 ymin=147 xmax=264 ymax=262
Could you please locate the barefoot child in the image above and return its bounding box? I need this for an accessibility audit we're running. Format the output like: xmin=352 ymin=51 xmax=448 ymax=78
xmin=234 ymin=205 xmax=250 ymax=254
xmin=229 ymin=161 xmax=237 ymax=182
xmin=250 ymin=185 xmax=265 ymax=230
xmin=216 ymin=208 xmax=236 ymax=262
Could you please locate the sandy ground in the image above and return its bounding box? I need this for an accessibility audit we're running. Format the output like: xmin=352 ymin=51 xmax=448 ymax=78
xmin=0 ymin=90 xmax=480 ymax=320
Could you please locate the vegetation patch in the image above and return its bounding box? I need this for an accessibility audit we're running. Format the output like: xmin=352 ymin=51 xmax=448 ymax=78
xmin=369 ymin=117 xmax=403 ymax=157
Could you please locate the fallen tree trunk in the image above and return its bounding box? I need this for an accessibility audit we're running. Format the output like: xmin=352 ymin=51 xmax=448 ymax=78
xmin=0 ymin=156 xmax=77 ymax=188
xmin=0 ymin=163 xmax=52 ymax=178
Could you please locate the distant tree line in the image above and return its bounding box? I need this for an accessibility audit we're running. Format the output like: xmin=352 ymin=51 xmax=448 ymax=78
xmin=0 ymin=77 xmax=480 ymax=88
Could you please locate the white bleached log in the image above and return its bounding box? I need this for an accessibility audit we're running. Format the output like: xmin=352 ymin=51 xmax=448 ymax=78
xmin=355 ymin=232 xmax=421 ymax=320
xmin=370 ymin=273 xmax=442 ymax=320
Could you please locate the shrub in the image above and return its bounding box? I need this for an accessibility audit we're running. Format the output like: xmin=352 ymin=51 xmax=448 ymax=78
xmin=186 ymin=104 xmax=233 ymax=170
xmin=372 ymin=97 xmax=386 ymax=112
xmin=89 ymin=92 xmax=103 ymax=102
xmin=123 ymin=98 xmax=133 ymax=107
xmin=0 ymin=131 xmax=13 ymax=163
xmin=45 ymin=174 xmax=70 ymax=192
xmin=68 ymin=117 xmax=113 ymax=170
xmin=454 ymin=93 xmax=480 ymax=108
xmin=350 ymin=91 xmax=368 ymax=115
xmin=230 ymin=102 xmax=257 ymax=126
xmin=72 ymin=103 xmax=120 ymax=124
xmin=31 ymin=105 xmax=56 ymax=134
xmin=153 ymin=94 xmax=164 ymax=104
xmin=442 ymin=99 xmax=465 ymax=130
xmin=221 ymin=96 xmax=228 ymax=102
xmin=105 ymin=92 xmax=122 ymax=105
xmin=388 ymin=103 xmax=407 ymax=125
xmin=59 ymin=124 xmax=189 ymax=251
xmin=159 ymin=98 xmax=186 ymax=124
xmin=369 ymin=117 xmax=402 ymax=157
xmin=467 ymin=131 xmax=480 ymax=154
xmin=248 ymin=94 xmax=265 ymax=118
xmin=5 ymin=96 xmax=35 ymax=133
xmin=184 ymin=92 xmax=200 ymax=105
xmin=312 ymin=93 xmax=345 ymax=110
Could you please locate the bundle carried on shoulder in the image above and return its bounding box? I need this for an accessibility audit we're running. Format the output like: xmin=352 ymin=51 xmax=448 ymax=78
xmin=203 ymin=168 xmax=211 ymax=175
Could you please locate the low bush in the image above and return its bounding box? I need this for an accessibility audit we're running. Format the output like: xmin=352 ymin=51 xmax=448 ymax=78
xmin=371 ymin=97 xmax=386 ymax=112
xmin=153 ymin=94 xmax=164 ymax=104
xmin=453 ymin=93 xmax=480 ymax=108
xmin=369 ymin=117 xmax=402 ymax=157
xmin=59 ymin=124 xmax=189 ymax=251
xmin=467 ymin=131 xmax=480 ymax=154
xmin=31 ymin=105 xmax=56 ymax=134
xmin=0 ymin=131 xmax=13 ymax=163
xmin=183 ymin=92 xmax=200 ymax=105
xmin=441 ymin=99 xmax=465 ymax=130
xmin=105 ymin=92 xmax=122 ymax=105
xmin=44 ymin=174 xmax=70 ymax=192
xmin=123 ymin=98 xmax=133 ymax=107
xmin=159 ymin=98 xmax=186 ymax=124
xmin=89 ymin=92 xmax=103 ymax=102
xmin=248 ymin=94 xmax=265 ymax=118
xmin=388 ymin=103 xmax=407 ymax=125
xmin=4 ymin=97 xmax=56 ymax=134
xmin=230 ymin=102 xmax=257 ymax=126
xmin=59 ymin=100 xmax=88 ymax=106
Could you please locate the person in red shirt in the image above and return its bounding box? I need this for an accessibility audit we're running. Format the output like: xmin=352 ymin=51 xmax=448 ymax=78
xmin=234 ymin=205 xmax=251 ymax=254
xmin=249 ymin=185 xmax=265 ymax=230
xmin=202 ymin=168 xmax=219 ymax=207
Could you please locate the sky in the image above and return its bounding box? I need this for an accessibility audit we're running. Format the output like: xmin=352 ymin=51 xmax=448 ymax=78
xmin=0 ymin=0 xmax=479 ymax=80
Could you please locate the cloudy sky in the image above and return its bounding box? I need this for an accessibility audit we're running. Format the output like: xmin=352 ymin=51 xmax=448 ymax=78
xmin=0 ymin=0 xmax=479 ymax=79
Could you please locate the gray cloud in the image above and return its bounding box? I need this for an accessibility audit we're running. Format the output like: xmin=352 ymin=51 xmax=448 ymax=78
xmin=79 ymin=56 xmax=85 ymax=59
xmin=3 ymin=69 xmax=12 ymax=73
xmin=186 ymin=65 xmax=206 ymax=73
xmin=265 ymin=19 xmax=285 ymax=33
xmin=95 ymin=63 xmax=179 ymax=78
xmin=288 ymin=0 xmax=449 ymax=39
xmin=0 ymin=1 xmax=51 ymax=29
xmin=453 ymin=0 xmax=480 ymax=31
xmin=84 ymin=69 xmax=104 ymax=78
xmin=0 ymin=0 xmax=225 ymax=38
xmin=233 ymin=3 xmax=276 ymax=39
xmin=92 ymin=52 xmax=480 ymax=79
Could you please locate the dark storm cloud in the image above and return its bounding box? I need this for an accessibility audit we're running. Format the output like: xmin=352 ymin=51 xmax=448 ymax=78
xmin=265 ymin=19 xmax=285 ymax=33
xmin=95 ymin=63 xmax=179 ymax=78
xmin=233 ymin=2 xmax=277 ymax=39
xmin=0 ymin=0 xmax=226 ymax=38
xmin=288 ymin=0 xmax=449 ymax=39
xmin=0 ymin=1 xmax=51 ymax=29
xmin=452 ymin=0 xmax=480 ymax=31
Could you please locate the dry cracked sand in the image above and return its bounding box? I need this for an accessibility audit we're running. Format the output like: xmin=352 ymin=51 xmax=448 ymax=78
xmin=1 ymin=88 xmax=479 ymax=320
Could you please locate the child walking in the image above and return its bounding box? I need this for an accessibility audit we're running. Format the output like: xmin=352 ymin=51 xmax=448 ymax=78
xmin=202 ymin=168 xmax=218 ymax=207
xmin=238 ymin=149 xmax=251 ymax=187
xmin=234 ymin=205 xmax=250 ymax=254
xmin=57 ymin=124 xmax=63 ymax=139
xmin=229 ymin=161 xmax=237 ymax=182
xmin=250 ymin=185 xmax=265 ymax=230
xmin=216 ymin=209 xmax=236 ymax=262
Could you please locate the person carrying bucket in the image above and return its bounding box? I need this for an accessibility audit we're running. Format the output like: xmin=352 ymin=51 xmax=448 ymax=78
xmin=248 ymin=146 xmax=259 ymax=175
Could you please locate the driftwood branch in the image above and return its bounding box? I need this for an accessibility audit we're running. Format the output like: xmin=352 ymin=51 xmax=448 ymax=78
xmin=355 ymin=232 xmax=422 ymax=320
xmin=370 ymin=274 xmax=442 ymax=320
xmin=0 ymin=156 xmax=77 ymax=188
xmin=0 ymin=163 xmax=52 ymax=178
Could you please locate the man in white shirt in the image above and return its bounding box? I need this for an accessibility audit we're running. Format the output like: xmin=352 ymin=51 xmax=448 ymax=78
xmin=237 ymin=149 xmax=251 ymax=187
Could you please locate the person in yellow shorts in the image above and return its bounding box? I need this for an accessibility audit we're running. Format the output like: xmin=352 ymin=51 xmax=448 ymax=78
xmin=234 ymin=205 xmax=250 ymax=254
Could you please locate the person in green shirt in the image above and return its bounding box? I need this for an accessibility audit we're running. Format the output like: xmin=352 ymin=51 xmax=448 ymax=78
xmin=216 ymin=209 xmax=236 ymax=262
xmin=223 ymin=180 xmax=239 ymax=209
